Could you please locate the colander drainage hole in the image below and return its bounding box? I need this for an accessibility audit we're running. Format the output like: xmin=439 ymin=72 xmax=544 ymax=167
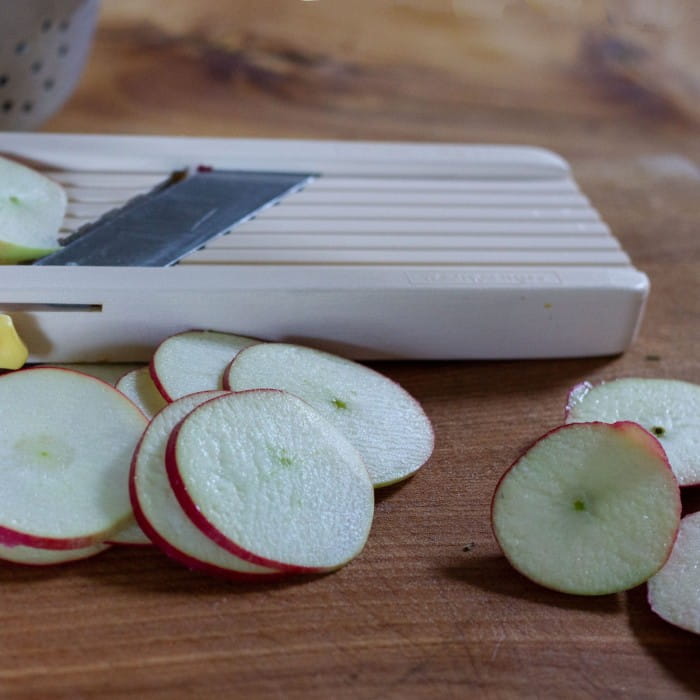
xmin=2 ymin=100 xmax=13 ymax=113
xmin=41 ymin=18 xmax=54 ymax=33
xmin=0 ymin=75 xmax=8 ymax=87
xmin=15 ymin=41 xmax=28 ymax=55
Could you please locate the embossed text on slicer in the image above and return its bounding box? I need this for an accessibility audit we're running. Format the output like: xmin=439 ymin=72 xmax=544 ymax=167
xmin=406 ymin=270 xmax=563 ymax=287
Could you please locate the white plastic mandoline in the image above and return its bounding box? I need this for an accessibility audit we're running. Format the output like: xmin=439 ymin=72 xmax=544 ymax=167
xmin=0 ymin=132 xmax=648 ymax=362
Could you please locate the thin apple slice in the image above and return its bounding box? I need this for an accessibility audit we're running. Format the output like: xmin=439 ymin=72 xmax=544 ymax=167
xmin=130 ymin=390 xmax=284 ymax=579
xmin=0 ymin=155 xmax=65 ymax=263
xmin=224 ymin=343 xmax=434 ymax=487
xmin=566 ymin=378 xmax=700 ymax=486
xmin=0 ymin=542 xmax=110 ymax=566
xmin=491 ymin=421 xmax=680 ymax=596
xmin=150 ymin=329 xmax=259 ymax=402
xmin=166 ymin=389 xmax=375 ymax=573
xmin=0 ymin=367 xmax=148 ymax=549
xmin=648 ymin=512 xmax=700 ymax=634
xmin=116 ymin=366 xmax=167 ymax=419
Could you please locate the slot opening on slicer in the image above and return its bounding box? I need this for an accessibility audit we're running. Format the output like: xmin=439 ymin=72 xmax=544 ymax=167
xmin=0 ymin=303 xmax=103 ymax=312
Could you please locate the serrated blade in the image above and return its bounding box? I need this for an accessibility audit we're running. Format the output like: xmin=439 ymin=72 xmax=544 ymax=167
xmin=34 ymin=168 xmax=316 ymax=267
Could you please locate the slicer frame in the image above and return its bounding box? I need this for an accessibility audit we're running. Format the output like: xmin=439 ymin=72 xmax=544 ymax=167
xmin=0 ymin=133 xmax=648 ymax=361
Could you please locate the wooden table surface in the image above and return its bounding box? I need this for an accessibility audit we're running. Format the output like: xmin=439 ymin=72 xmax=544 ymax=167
xmin=4 ymin=1 xmax=700 ymax=697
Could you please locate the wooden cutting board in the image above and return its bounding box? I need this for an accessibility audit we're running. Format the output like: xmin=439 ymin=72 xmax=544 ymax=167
xmin=1 ymin=1 xmax=699 ymax=698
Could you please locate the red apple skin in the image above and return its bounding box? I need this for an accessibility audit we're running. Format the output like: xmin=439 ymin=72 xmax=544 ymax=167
xmin=0 ymin=526 xmax=117 ymax=551
xmin=148 ymin=358 xmax=175 ymax=403
xmin=128 ymin=429 xmax=287 ymax=583
xmin=490 ymin=421 xmax=682 ymax=593
xmin=164 ymin=389 xmax=334 ymax=575
xmin=148 ymin=329 xmax=205 ymax=403
xmin=221 ymin=356 xmax=236 ymax=391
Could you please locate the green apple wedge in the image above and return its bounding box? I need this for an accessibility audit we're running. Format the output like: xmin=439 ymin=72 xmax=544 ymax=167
xmin=0 ymin=155 xmax=66 ymax=263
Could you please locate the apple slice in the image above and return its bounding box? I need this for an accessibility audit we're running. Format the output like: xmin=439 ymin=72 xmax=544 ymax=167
xmin=224 ymin=343 xmax=434 ymax=487
xmin=116 ymin=366 xmax=167 ymax=419
xmin=0 ymin=367 xmax=148 ymax=549
xmin=150 ymin=330 xmax=259 ymax=402
xmin=130 ymin=390 xmax=283 ymax=579
xmin=647 ymin=512 xmax=700 ymax=634
xmin=491 ymin=421 xmax=680 ymax=595
xmin=0 ymin=155 xmax=65 ymax=263
xmin=166 ymin=389 xmax=375 ymax=573
xmin=566 ymin=378 xmax=700 ymax=486
xmin=0 ymin=542 xmax=110 ymax=566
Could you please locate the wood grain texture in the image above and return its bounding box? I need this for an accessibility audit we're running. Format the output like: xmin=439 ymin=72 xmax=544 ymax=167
xmin=2 ymin=0 xmax=698 ymax=697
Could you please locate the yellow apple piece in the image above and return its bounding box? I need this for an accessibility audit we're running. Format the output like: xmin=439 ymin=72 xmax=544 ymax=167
xmin=0 ymin=314 xmax=28 ymax=370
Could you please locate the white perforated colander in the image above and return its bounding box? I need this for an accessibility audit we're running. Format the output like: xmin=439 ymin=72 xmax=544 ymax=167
xmin=0 ymin=0 xmax=100 ymax=130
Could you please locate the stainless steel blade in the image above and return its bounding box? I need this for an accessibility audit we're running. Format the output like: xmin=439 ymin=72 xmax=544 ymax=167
xmin=34 ymin=168 xmax=317 ymax=266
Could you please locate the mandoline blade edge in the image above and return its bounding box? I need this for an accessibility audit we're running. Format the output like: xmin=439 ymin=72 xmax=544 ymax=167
xmin=34 ymin=168 xmax=317 ymax=267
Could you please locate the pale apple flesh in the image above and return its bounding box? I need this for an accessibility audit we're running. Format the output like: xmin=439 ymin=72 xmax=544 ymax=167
xmin=566 ymin=378 xmax=700 ymax=486
xmin=150 ymin=329 xmax=259 ymax=402
xmin=0 ymin=155 xmax=66 ymax=263
xmin=0 ymin=367 xmax=148 ymax=549
xmin=166 ymin=389 xmax=375 ymax=573
xmin=130 ymin=390 xmax=284 ymax=579
xmin=491 ymin=421 xmax=681 ymax=596
xmin=105 ymin=518 xmax=151 ymax=546
xmin=116 ymin=366 xmax=167 ymax=419
xmin=224 ymin=342 xmax=434 ymax=488
xmin=648 ymin=511 xmax=700 ymax=634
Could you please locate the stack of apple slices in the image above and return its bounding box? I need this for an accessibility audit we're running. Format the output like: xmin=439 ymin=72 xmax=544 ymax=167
xmin=130 ymin=331 xmax=434 ymax=577
xmin=0 ymin=330 xmax=434 ymax=578
xmin=147 ymin=332 xmax=435 ymax=489
xmin=491 ymin=376 xmax=700 ymax=634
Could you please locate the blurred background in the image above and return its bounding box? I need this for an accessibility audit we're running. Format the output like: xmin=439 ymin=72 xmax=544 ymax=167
xmin=2 ymin=0 xmax=695 ymax=282
xmin=32 ymin=0 xmax=699 ymax=153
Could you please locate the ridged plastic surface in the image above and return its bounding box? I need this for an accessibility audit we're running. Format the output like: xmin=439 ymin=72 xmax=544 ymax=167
xmin=0 ymin=133 xmax=648 ymax=360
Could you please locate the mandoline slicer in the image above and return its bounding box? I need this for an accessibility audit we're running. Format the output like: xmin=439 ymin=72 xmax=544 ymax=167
xmin=0 ymin=132 xmax=648 ymax=362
